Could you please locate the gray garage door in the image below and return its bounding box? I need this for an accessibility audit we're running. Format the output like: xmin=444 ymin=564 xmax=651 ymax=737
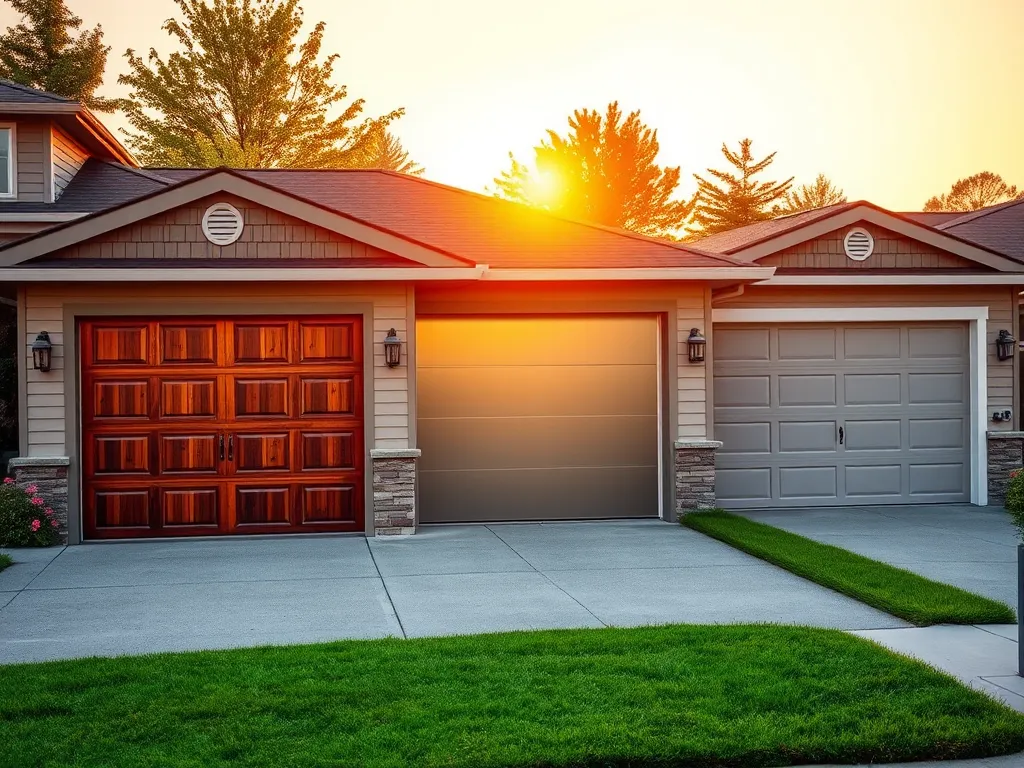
xmin=714 ymin=323 xmax=970 ymax=507
xmin=417 ymin=316 xmax=659 ymax=522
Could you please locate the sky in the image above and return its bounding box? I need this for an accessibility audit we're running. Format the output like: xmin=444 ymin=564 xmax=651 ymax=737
xmin=2 ymin=0 xmax=1022 ymax=211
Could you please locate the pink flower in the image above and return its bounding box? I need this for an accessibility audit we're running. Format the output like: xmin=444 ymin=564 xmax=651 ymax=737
xmin=30 ymin=520 xmax=40 ymax=531
xmin=25 ymin=484 xmax=38 ymax=494
xmin=30 ymin=496 xmax=44 ymax=506
xmin=3 ymin=477 xmax=13 ymax=485
xmin=50 ymin=519 xmax=59 ymax=528
xmin=44 ymin=508 xmax=54 ymax=517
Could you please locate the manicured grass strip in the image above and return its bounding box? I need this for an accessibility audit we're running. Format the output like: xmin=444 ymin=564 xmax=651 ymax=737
xmin=684 ymin=510 xmax=1016 ymax=626
xmin=0 ymin=554 xmax=10 ymax=572
xmin=1 ymin=626 xmax=1023 ymax=768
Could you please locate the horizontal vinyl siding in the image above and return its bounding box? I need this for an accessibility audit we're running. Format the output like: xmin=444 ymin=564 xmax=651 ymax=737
xmin=24 ymin=282 xmax=411 ymax=456
xmin=15 ymin=120 xmax=46 ymax=201
xmin=715 ymin=284 xmax=1018 ymax=432
xmin=677 ymin=291 xmax=708 ymax=440
xmin=51 ymin=126 xmax=88 ymax=200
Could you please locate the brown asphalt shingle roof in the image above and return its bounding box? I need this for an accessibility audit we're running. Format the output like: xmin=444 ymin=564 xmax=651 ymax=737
xmin=938 ymin=198 xmax=1024 ymax=261
xmin=690 ymin=203 xmax=857 ymax=254
xmin=0 ymin=79 xmax=75 ymax=104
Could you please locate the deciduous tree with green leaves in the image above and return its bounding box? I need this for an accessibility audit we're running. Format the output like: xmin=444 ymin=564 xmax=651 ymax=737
xmin=493 ymin=102 xmax=693 ymax=238
xmin=691 ymin=139 xmax=793 ymax=235
xmin=777 ymin=173 xmax=846 ymax=214
xmin=923 ymin=171 xmax=1023 ymax=212
xmin=0 ymin=0 xmax=119 ymax=110
xmin=119 ymin=0 xmax=408 ymax=169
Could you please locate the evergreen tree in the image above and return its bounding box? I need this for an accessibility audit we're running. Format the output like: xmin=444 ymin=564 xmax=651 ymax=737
xmin=691 ymin=139 xmax=793 ymax=234
xmin=494 ymin=102 xmax=692 ymax=238
xmin=778 ymin=173 xmax=846 ymax=214
xmin=349 ymin=127 xmax=423 ymax=175
xmin=0 ymin=0 xmax=119 ymax=110
xmin=923 ymin=171 xmax=1023 ymax=212
xmin=119 ymin=0 xmax=407 ymax=168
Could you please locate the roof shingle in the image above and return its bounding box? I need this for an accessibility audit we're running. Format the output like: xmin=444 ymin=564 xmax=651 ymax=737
xmin=0 ymin=79 xmax=75 ymax=104
xmin=939 ymin=198 xmax=1024 ymax=262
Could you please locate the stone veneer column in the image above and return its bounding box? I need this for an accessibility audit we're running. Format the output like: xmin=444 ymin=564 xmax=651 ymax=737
xmin=370 ymin=448 xmax=420 ymax=536
xmin=673 ymin=440 xmax=722 ymax=518
xmin=987 ymin=431 xmax=1024 ymax=506
xmin=8 ymin=457 xmax=71 ymax=544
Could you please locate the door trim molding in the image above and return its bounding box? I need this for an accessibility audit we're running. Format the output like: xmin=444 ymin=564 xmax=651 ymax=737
xmin=712 ymin=306 xmax=989 ymax=506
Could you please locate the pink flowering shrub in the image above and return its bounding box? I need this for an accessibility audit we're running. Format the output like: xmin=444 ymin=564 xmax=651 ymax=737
xmin=0 ymin=477 xmax=61 ymax=547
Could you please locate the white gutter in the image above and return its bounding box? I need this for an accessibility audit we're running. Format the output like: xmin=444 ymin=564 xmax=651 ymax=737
xmin=0 ymin=266 xmax=488 ymax=282
xmin=480 ymin=267 xmax=776 ymax=281
xmin=759 ymin=274 xmax=1024 ymax=286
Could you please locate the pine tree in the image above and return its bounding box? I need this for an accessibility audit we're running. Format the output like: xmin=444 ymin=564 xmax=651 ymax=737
xmin=923 ymin=171 xmax=1023 ymax=212
xmin=0 ymin=0 xmax=119 ymax=110
xmin=119 ymin=0 xmax=408 ymax=169
xmin=778 ymin=174 xmax=847 ymax=214
xmin=691 ymin=139 xmax=793 ymax=234
xmin=348 ymin=127 xmax=423 ymax=175
xmin=493 ymin=102 xmax=693 ymax=238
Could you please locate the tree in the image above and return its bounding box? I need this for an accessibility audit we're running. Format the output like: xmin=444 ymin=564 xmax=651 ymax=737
xmin=777 ymin=173 xmax=846 ymax=214
xmin=690 ymin=139 xmax=793 ymax=235
xmin=0 ymin=0 xmax=119 ymax=110
xmin=493 ymin=102 xmax=693 ymax=237
xmin=923 ymin=171 xmax=1024 ymax=212
xmin=119 ymin=0 xmax=406 ymax=168
xmin=348 ymin=126 xmax=423 ymax=175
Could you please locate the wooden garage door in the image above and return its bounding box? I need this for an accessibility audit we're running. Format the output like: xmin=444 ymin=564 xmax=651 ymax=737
xmin=81 ymin=317 xmax=364 ymax=539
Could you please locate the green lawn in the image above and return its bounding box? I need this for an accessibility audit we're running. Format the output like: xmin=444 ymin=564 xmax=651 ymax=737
xmin=684 ymin=510 xmax=1016 ymax=626
xmin=0 ymin=554 xmax=11 ymax=573
xmin=1 ymin=626 xmax=1022 ymax=767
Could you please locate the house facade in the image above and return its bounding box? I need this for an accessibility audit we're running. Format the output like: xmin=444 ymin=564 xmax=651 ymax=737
xmin=1 ymin=80 xmax=1023 ymax=544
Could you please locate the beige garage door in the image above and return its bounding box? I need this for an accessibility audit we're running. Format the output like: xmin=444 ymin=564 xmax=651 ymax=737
xmin=714 ymin=323 xmax=970 ymax=507
xmin=417 ymin=316 xmax=660 ymax=522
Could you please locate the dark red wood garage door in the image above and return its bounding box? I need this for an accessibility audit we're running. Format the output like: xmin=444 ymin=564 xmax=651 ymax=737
xmin=81 ymin=316 xmax=364 ymax=540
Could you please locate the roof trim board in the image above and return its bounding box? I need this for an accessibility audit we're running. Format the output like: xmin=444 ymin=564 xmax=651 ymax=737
xmin=758 ymin=273 xmax=1024 ymax=286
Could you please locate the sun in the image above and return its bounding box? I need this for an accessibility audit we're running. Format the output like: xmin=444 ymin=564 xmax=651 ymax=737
xmin=526 ymin=167 xmax=565 ymax=209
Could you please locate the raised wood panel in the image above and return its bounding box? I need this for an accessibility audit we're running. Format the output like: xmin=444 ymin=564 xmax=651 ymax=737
xmin=94 ymin=435 xmax=149 ymax=474
xmin=234 ymin=379 xmax=289 ymax=417
xmin=234 ymin=323 xmax=288 ymax=363
xmin=235 ymin=433 xmax=289 ymax=472
xmin=161 ymin=380 xmax=217 ymax=417
xmin=80 ymin=315 xmax=365 ymax=539
xmin=161 ymin=324 xmax=217 ymax=364
xmin=162 ymin=489 xmax=219 ymax=526
xmin=301 ymin=378 xmax=355 ymax=415
xmin=302 ymin=432 xmax=357 ymax=470
xmin=93 ymin=381 xmax=148 ymax=418
xmin=300 ymin=322 xmax=356 ymax=362
xmin=302 ymin=486 xmax=356 ymax=522
xmin=161 ymin=434 xmax=219 ymax=473
xmin=236 ymin=487 xmax=290 ymax=525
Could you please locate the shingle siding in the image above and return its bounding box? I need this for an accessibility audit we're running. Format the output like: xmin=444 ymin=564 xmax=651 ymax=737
xmin=51 ymin=126 xmax=88 ymax=200
xmin=15 ymin=120 xmax=47 ymax=202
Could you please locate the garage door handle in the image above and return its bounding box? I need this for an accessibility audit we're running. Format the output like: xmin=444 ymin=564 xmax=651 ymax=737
xmin=228 ymin=434 xmax=234 ymax=462
xmin=218 ymin=434 xmax=225 ymax=461
xmin=839 ymin=426 xmax=844 ymax=445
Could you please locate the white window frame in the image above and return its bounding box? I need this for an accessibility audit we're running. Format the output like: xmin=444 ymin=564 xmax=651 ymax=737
xmin=712 ymin=306 xmax=989 ymax=506
xmin=0 ymin=122 xmax=16 ymax=198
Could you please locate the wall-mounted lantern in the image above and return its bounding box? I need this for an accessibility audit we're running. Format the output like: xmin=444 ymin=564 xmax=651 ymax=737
xmin=687 ymin=328 xmax=706 ymax=364
xmin=31 ymin=331 xmax=53 ymax=372
xmin=383 ymin=328 xmax=402 ymax=368
xmin=997 ymin=329 xmax=1016 ymax=361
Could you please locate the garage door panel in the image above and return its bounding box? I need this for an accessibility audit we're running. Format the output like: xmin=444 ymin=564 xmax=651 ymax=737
xmin=779 ymin=466 xmax=838 ymax=499
xmin=778 ymin=328 xmax=836 ymax=360
xmin=235 ymin=486 xmax=290 ymax=525
xmin=909 ymin=463 xmax=966 ymax=495
xmin=717 ymin=467 xmax=772 ymax=502
xmin=716 ymin=422 xmax=771 ymax=454
xmin=419 ymin=415 xmax=657 ymax=472
xmin=843 ymin=420 xmax=901 ymax=451
xmin=162 ymin=488 xmax=219 ymax=527
xmin=844 ymin=328 xmax=901 ymax=359
xmin=778 ymin=375 xmax=836 ymax=406
xmin=845 ymin=465 xmax=902 ymax=497
xmin=715 ymin=328 xmax=769 ymax=361
xmin=160 ymin=434 xmax=219 ymax=474
xmin=93 ymin=489 xmax=151 ymax=528
xmin=908 ymin=372 xmax=965 ymax=404
xmin=90 ymin=324 xmax=150 ymax=365
xmin=92 ymin=380 xmax=149 ymax=419
xmin=908 ymin=419 xmax=965 ymax=449
xmin=845 ymin=374 xmax=901 ymax=405
xmin=715 ymin=375 xmax=770 ymax=407
xmin=160 ymin=379 xmax=217 ymax=418
xmin=419 ymin=466 xmax=658 ymax=523
xmin=909 ymin=327 xmax=966 ymax=359
xmin=94 ymin=435 xmax=150 ymax=475
xmin=417 ymin=365 xmax=656 ymax=419
xmin=233 ymin=323 xmax=289 ymax=363
xmin=160 ymin=324 xmax=217 ymax=365
xmin=778 ymin=421 xmax=837 ymax=453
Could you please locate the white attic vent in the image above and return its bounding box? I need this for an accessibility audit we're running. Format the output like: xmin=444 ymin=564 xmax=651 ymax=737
xmin=843 ymin=227 xmax=874 ymax=261
xmin=202 ymin=202 xmax=244 ymax=245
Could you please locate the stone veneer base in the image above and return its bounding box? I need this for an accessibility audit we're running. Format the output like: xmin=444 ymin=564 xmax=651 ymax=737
xmin=987 ymin=431 xmax=1024 ymax=506
xmin=8 ymin=457 xmax=71 ymax=544
xmin=674 ymin=440 xmax=722 ymax=519
xmin=370 ymin=449 xmax=420 ymax=536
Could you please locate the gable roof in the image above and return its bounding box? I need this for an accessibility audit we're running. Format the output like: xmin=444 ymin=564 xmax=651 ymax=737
xmin=0 ymin=166 xmax=762 ymax=275
xmin=0 ymin=159 xmax=169 ymax=214
xmin=0 ymin=79 xmax=74 ymax=104
xmin=938 ymin=198 xmax=1024 ymax=262
xmin=900 ymin=211 xmax=964 ymax=226
xmin=689 ymin=203 xmax=855 ymax=255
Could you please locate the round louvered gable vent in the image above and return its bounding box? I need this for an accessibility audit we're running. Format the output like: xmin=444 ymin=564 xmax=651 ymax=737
xmin=843 ymin=227 xmax=874 ymax=261
xmin=202 ymin=203 xmax=244 ymax=245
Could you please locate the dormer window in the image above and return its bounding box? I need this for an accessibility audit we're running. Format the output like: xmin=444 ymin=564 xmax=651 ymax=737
xmin=0 ymin=124 xmax=13 ymax=197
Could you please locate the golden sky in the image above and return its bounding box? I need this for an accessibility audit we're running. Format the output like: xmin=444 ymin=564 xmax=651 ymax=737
xmin=3 ymin=0 xmax=1022 ymax=211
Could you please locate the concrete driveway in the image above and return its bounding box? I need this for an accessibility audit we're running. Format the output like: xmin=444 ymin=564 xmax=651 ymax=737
xmin=739 ymin=505 xmax=1016 ymax=608
xmin=0 ymin=520 xmax=906 ymax=664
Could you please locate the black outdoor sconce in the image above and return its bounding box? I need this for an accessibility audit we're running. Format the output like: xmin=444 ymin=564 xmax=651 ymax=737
xmin=997 ymin=329 xmax=1016 ymax=361
xmin=383 ymin=328 xmax=402 ymax=368
xmin=31 ymin=331 xmax=53 ymax=372
xmin=687 ymin=328 xmax=706 ymax=364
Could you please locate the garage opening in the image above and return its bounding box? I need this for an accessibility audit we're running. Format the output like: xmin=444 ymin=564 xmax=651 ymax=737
xmin=80 ymin=316 xmax=364 ymax=539
xmin=417 ymin=316 xmax=660 ymax=522
xmin=713 ymin=322 xmax=970 ymax=507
